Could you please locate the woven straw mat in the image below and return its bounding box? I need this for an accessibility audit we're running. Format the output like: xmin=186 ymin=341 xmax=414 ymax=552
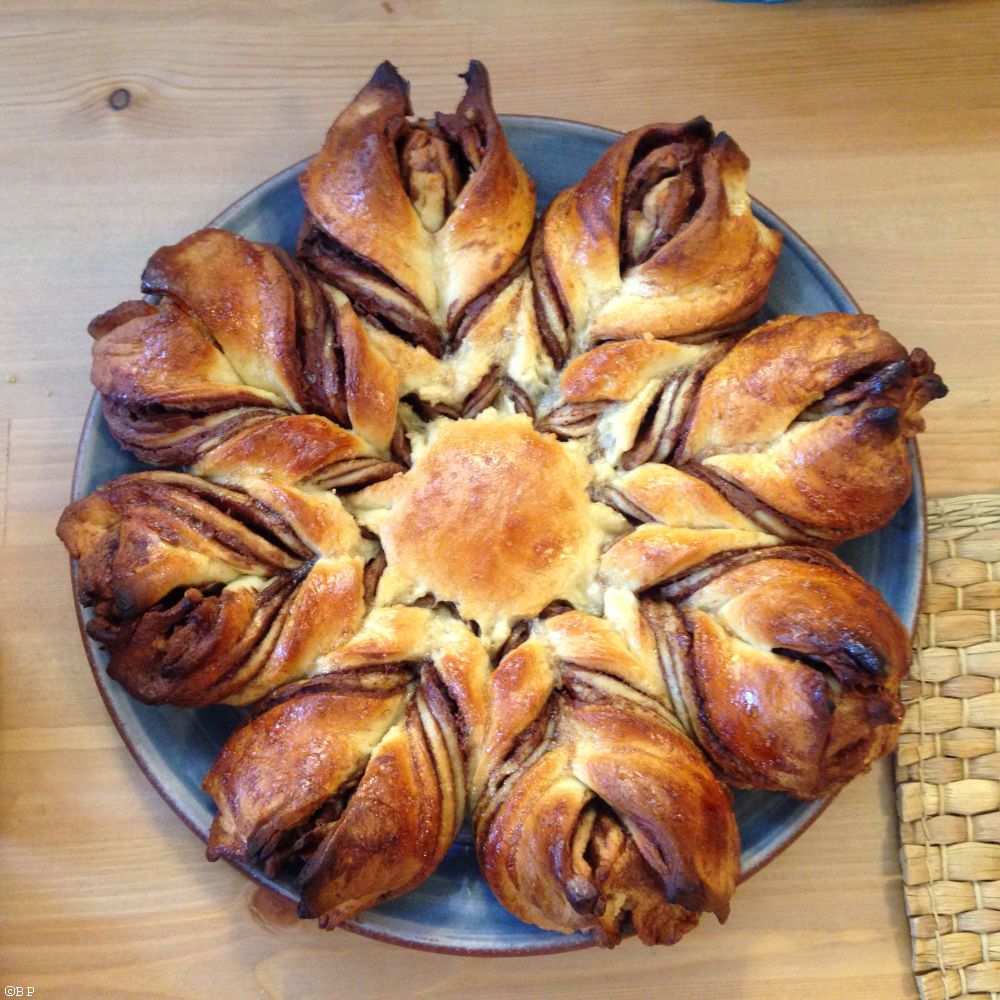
xmin=897 ymin=495 xmax=1000 ymax=1000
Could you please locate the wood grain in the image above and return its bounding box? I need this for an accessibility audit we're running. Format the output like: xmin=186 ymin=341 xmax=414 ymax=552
xmin=2 ymin=1 xmax=998 ymax=997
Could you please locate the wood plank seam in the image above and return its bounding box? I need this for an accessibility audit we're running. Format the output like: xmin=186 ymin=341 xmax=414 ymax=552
xmin=0 ymin=417 xmax=9 ymax=546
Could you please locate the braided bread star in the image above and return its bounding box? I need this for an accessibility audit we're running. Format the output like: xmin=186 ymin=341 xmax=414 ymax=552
xmin=57 ymin=59 xmax=949 ymax=948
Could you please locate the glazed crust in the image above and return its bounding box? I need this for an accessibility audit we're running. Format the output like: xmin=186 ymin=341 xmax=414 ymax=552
xmin=299 ymin=60 xmax=535 ymax=346
xmin=351 ymin=412 xmax=626 ymax=647
xmin=57 ymin=471 xmax=368 ymax=706
xmin=297 ymin=62 xmax=550 ymax=430
xmin=532 ymin=120 xmax=781 ymax=357
xmin=141 ymin=228 xmax=306 ymax=407
xmin=190 ymin=413 xmax=401 ymax=490
xmin=90 ymin=228 xmax=407 ymax=475
xmin=472 ymin=611 xmax=739 ymax=946
xmin=676 ymin=313 xmax=948 ymax=541
xmin=600 ymin=464 xmax=779 ymax=590
xmin=204 ymin=607 xmax=489 ymax=927
xmin=300 ymin=61 xmax=438 ymax=319
xmin=647 ymin=548 xmax=910 ymax=798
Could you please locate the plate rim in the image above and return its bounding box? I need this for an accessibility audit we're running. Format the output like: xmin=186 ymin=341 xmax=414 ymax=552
xmin=66 ymin=113 xmax=927 ymax=956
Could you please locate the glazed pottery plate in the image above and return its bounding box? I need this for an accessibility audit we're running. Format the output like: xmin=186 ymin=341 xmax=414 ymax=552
xmin=70 ymin=116 xmax=925 ymax=955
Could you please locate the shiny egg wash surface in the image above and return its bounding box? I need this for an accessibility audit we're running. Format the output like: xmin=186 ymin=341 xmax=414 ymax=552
xmin=348 ymin=411 xmax=627 ymax=649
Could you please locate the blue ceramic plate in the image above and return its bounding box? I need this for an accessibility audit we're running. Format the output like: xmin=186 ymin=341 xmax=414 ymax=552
xmin=70 ymin=116 xmax=925 ymax=956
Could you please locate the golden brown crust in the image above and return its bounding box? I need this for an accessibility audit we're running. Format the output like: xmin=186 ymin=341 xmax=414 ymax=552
xmin=91 ymin=298 xmax=283 ymax=415
xmin=204 ymin=607 xmax=489 ymax=928
xmin=648 ymin=549 xmax=910 ymax=798
xmin=472 ymin=615 xmax=739 ymax=946
xmin=189 ymin=413 xmax=401 ymax=489
xmin=378 ymin=416 xmax=591 ymax=625
xmin=676 ymin=313 xmax=948 ymax=541
xmin=600 ymin=464 xmax=779 ymax=591
xmin=327 ymin=288 xmax=401 ymax=449
xmin=559 ymin=339 xmax=709 ymax=403
xmin=90 ymin=230 xmax=294 ymax=465
xmin=537 ymin=337 xmax=727 ymax=469
xmin=298 ymin=696 xmax=453 ymax=926
xmin=297 ymin=61 xmax=541 ymax=425
xmin=533 ymin=120 xmax=781 ymax=353
xmin=300 ymin=62 xmax=437 ymax=321
xmin=298 ymin=62 xmax=550 ymax=422
xmin=87 ymin=298 xmax=157 ymax=339
xmin=350 ymin=412 xmax=625 ymax=648
xmin=57 ymin=471 xmax=368 ymax=706
xmin=141 ymin=228 xmax=306 ymax=407
xmin=203 ymin=685 xmax=408 ymax=863
xmin=435 ymin=61 xmax=536 ymax=332
xmin=90 ymin=228 xmax=409 ymax=474
xmin=299 ymin=61 xmax=535 ymax=347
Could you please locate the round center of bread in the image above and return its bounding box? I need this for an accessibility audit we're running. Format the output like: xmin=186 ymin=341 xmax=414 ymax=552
xmin=378 ymin=412 xmax=609 ymax=644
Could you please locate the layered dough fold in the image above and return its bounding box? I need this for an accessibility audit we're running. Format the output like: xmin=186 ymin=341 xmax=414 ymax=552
xmin=57 ymin=471 xmax=372 ymax=707
xmin=674 ymin=312 xmax=947 ymax=540
xmin=532 ymin=119 xmax=782 ymax=361
xmin=645 ymin=548 xmax=910 ymax=798
xmin=204 ymin=607 xmax=488 ymax=928
xmin=471 ymin=608 xmax=739 ymax=946
xmin=542 ymin=312 xmax=946 ymax=543
xmin=298 ymin=60 xmax=551 ymax=419
xmin=90 ymin=227 xmax=405 ymax=475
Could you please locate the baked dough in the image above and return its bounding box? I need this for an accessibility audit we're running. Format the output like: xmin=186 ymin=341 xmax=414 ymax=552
xmin=471 ymin=605 xmax=739 ymax=946
xmin=647 ymin=548 xmax=910 ymax=798
xmin=57 ymin=60 xmax=946 ymax=946
xmin=675 ymin=312 xmax=947 ymax=540
xmin=57 ymin=471 xmax=369 ymax=706
xmin=298 ymin=61 xmax=550 ymax=421
xmin=350 ymin=411 xmax=626 ymax=648
xmin=532 ymin=119 xmax=782 ymax=361
xmin=205 ymin=607 xmax=488 ymax=926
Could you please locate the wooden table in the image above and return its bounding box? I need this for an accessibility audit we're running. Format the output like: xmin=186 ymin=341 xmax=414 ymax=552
xmin=2 ymin=2 xmax=998 ymax=996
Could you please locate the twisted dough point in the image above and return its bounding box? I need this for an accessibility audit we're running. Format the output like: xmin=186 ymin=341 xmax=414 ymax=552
xmin=203 ymin=607 xmax=489 ymax=928
xmin=190 ymin=413 xmax=401 ymax=491
xmin=599 ymin=463 xmax=779 ymax=591
xmin=89 ymin=228 xmax=407 ymax=466
xmin=536 ymin=337 xmax=722 ymax=468
xmin=471 ymin=607 xmax=739 ymax=946
xmin=676 ymin=312 xmax=948 ymax=542
xmin=299 ymin=60 xmax=536 ymax=346
xmin=532 ymin=119 xmax=781 ymax=359
xmin=57 ymin=471 xmax=370 ymax=707
xmin=298 ymin=61 xmax=550 ymax=422
xmin=648 ymin=548 xmax=910 ymax=799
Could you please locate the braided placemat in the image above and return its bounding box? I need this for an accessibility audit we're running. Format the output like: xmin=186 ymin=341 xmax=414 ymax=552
xmin=897 ymin=495 xmax=1000 ymax=1000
